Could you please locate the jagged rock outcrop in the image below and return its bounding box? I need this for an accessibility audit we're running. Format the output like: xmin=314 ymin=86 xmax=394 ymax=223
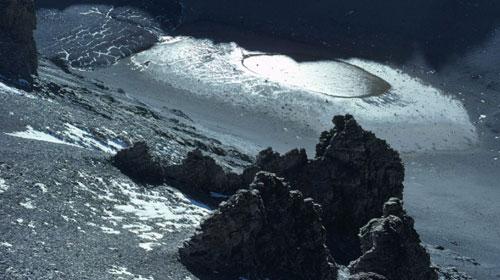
xmin=164 ymin=149 xmax=244 ymax=196
xmin=179 ymin=172 xmax=338 ymax=280
xmin=114 ymin=115 xmax=404 ymax=263
xmin=348 ymin=198 xmax=438 ymax=280
xmin=0 ymin=0 xmax=37 ymax=82
xmin=114 ymin=143 xmax=247 ymax=203
xmin=113 ymin=142 xmax=167 ymax=184
xmin=249 ymin=115 xmax=405 ymax=263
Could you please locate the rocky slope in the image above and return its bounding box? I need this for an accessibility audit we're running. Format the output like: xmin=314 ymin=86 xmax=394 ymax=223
xmin=0 ymin=0 xmax=37 ymax=83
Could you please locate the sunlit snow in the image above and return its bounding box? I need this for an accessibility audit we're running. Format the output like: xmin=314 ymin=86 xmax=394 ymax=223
xmin=131 ymin=36 xmax=477 ymax=152
xmin=5 ymin=125 xmax=78 ymax=147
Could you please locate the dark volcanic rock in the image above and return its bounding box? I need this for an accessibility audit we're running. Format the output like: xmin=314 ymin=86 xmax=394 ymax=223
xmin=113 ymin=143 xmax=244 ymax=202
xmin=348 ymin=198 xmax=438 ymax=280
xmin=179 ymin=172 xmax=337 ymax=280
xmin=0 ymin=0 xmax=37 ymax=82
xmin=113 ymin=142 xmax=167 ymax=184
xmin=250 ymin=115 xmax=405 ymax=263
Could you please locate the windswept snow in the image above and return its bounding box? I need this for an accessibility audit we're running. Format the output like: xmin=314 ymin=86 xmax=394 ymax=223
xmin=5 ymin=126 xmax=78 ymax=147
xmin=109 ymin=180 xmax=211 ymax=251
xmin=4 ymin=124 xmax=128 ymax=154
xmin=62 ymin=123 xmax=127 ymax=154
xmin=0 ymin=81 xmax=36 ymax=99
xmin=73 ymin=172 xmax=211 ymax=252
xmin=111 ymin=181 xmax=211 ymax=225
xmin=101 ymin=226 xmax=121 ymax=235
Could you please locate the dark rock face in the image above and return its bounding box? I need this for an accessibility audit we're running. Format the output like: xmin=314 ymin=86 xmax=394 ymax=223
xmin=113 ymin=143 xmax=246 ymax=203
xmin=348 ymin=198 xmax=438 ymax=280
xmin=251 ymin=115 xmax=405 ymax=263
xmin=179 ymin=172 xmax=338 ymax=280
xmin=0 ymin=0 xmax=37 ymax=82
xmin=164 ymin=149 xmax=242 ymax=196
xmin=113 ymin=142 xmax=167 ymax=184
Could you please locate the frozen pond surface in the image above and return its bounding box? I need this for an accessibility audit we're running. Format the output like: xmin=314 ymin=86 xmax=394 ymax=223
xmin=241 ymin=53 xmax=390 ymax=98
xmin=125 ymin=35 xmax=477 ymax=154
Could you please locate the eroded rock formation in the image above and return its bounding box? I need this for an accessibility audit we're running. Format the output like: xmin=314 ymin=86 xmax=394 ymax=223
xmin=114 ymin=115 xmax=405 ymax=263
xmin=249 ymin=115 xmax=405 ymax=263
xmin=114 ymin=144 xmax=245 ymax=202
xmin=179 ymin=172 xmax=337 ymax=280
xmin=348 ymin=198 xmax=438 ymax=280
xmin=113 ymin=141 xmax=167 ymax=184
xmin=114 ymin=115 xmax=438 ymax=279
xmin=0 ymin=0 xmax=37 ymax=82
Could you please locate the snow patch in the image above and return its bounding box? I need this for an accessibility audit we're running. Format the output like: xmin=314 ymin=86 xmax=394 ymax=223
xmin=0 ymin=242 xmax=13 ymax=248
xmin=0 ymin=81 xmax=36 ymax=99
xmin=0 ymin=178 xmax=8 ymax=194
xmin=101 ymin=226 xmax=121 ymax=235
xmin=72 ymin=173 xmax=210 ymax=251
xmin=5 ymin=126 xmax=79 ymax=147
xmin=138 ymin=242 xmax=159 ymax=251
xmin=112 ymin=181 xmax=210 ymax=226
xmin=61 ymin=123 xmax=127 ymax=154
xmin=108 ymin=265 xmax=154 ymax=280
xmin=34 ymin=183 xmax=48 ymax=193
xmin=109 ymin=180 xmax=210 ymax=250
xmin=19 ymin=199 xmax=35 ymax=209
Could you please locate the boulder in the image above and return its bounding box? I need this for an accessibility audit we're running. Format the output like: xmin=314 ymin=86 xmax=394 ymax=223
xmin=164 ymin=149 xmax=244 ymax=199
xmin=113 ymin=142 xmax=167 ymax=184
xmin=348 ymin=198 xmax=438 ymax=280
xmin=0 ymin=0 xmax=37 ymax=82
xmin=179 ymin=172 xmax=337 ymax=280
xmin=113 ymin=144 xmax=242 ymax=202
